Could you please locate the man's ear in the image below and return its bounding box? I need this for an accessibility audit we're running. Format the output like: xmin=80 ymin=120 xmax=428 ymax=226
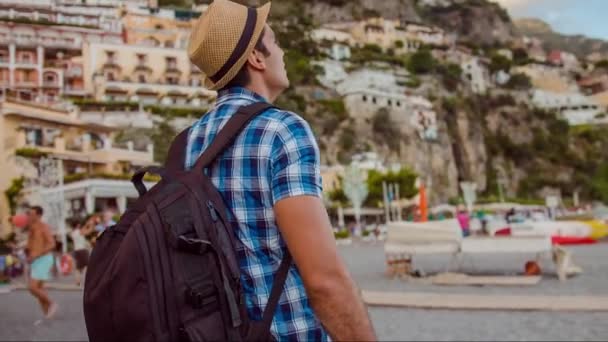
xmin=246 ymin=50 xmax=266 ymax=72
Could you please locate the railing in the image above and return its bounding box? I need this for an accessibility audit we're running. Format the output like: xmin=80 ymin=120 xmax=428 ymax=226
xmin=43 ymin=81 xmax=60 ymax=87
xmin=15 ymin=59 xmax=38 ymax=65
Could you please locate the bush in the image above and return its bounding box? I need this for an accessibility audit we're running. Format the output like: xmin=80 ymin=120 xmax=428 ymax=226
xmin=15 ymin=148 xmax=48 ymax=158
xmin=334 ymin=230 xmax=350 ymax=239
xmin=504 ymin=73 xmax=532 ymax=90
xmin=365 ymin=168 xmax=418 ymax=208
xmin=64 ymin=172 xmax=160 ymax=184
xmin=404 ymin=76 xmax=421 ymax=88
xmin=407 ymin=49 xmax=437 ymax=74
xmin=4 ymin=177 xmax=25 ymax=215
xmin=145 ymin=105 xmax=206 ymax=118
xmin=489 ymin=54 xmax=512 ymax=73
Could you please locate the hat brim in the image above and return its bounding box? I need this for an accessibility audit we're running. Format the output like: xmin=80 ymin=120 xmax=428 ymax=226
xmin=204 ymin=2 xmax=271 ymax=90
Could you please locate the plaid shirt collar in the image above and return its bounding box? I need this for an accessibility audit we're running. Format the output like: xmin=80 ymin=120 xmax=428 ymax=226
xmin=215 ymin=87 xmax=269 ymax=107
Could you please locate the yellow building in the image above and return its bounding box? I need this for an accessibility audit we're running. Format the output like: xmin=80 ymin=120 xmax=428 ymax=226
xmin=82 ymin=41 xmax=215 ymax=105
xmin=122 ymin=11 xmax=196 ymax=49
xmin=0 ymin=98 xmax=155 ymax=235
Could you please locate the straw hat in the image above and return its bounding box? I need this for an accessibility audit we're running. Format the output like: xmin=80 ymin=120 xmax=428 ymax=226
xmin=188 ymin=0 xmax=271 ymax=90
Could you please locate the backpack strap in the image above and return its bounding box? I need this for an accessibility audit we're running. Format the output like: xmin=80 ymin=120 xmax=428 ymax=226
xmin=166 ymin=126 xmax=191 ymax=174
xmin=192 ymin=102 xmax=274 ymax=173
xmin=262 ymin=252 xmax=292 ymax=331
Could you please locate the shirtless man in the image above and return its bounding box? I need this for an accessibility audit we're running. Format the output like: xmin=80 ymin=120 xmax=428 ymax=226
xmin=26 ymin=206 xmax=58 ymax=321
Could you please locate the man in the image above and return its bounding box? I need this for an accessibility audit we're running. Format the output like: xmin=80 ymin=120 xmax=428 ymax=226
xmin=187 ymin=1 xmax=376 ymax=340
xmin=26 ymin=206 xmax=58 ymax=322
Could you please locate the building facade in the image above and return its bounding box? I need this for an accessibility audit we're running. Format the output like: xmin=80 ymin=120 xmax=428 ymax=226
xmin=0 ymin=20 xmax=122 ymax=103
xmin=82 ymin=42 xmax=215 ymax=106
xmin=0 ymin=99 xmax=155 ymax=234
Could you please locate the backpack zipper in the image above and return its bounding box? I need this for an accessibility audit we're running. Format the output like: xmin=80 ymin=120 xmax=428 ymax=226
xmin=206 ymin=201 xmax=218 ymax=222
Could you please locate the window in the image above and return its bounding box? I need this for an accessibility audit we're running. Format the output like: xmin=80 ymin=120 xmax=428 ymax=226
xmin=107 ymin=72 xmax=115 ymax=81
xmin=136 ymin=54 xmax=146 ymax=64
xmin=372 ymin=97 xmax=377 ymax=104
xmin=388 ymin=99 xmax=392 ymax=106
xmin=138 ymin=74 xmax=146 ymax=83
xmin=166 ymin=56 xmax=177 ymax=69
xmin=362 ymin=95 xmax=367 ymax=102
xmin=166 ymin=76 xmax=178 ymax=85
xmin=396 ymin=101 xmax=401 ymax=107
xmin=21 ymin=52 xmax=33 ymax=63
xmin=45 ymin=74 xmax=55 ymax=83
xmin=190 ymin=78 xmax=200 ymax=87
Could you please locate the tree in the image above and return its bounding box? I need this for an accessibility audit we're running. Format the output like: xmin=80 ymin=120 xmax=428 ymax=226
xmin=364 ymin=168 xmax=418 ymax=207
xmin=438 ymin=63 xmax=462 ymax=91
xmin=489 ymin=53 xmax=512 ymax=74
xmin=150 ymin=120 xmax=177 ymax=164
xmin=596 ymin=60 xmax=608 ymax=69
xmin=505 ymin=73 xmax=532 ymax=90
xmin=592 ymin=162 xmax=608 ymax=203
xmin=406 ymin=49 xmax=437 ymax=74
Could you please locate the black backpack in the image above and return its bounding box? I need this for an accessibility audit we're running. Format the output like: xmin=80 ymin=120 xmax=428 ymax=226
xmin=83 ymin=102 xmax=292 ymax=342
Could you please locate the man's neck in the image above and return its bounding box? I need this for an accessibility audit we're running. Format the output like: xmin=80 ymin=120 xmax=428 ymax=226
xmin=244 ymin=84 xmax=281 ymax=103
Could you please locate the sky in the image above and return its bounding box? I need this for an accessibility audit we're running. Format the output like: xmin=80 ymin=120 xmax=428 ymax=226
xmin=491 ymin=0 xmax=608 ymax=40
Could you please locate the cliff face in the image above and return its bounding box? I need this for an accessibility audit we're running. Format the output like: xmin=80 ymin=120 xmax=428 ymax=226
xmin=304 ymin=0 xmax=421 ymax=24
xmin=417 ymin=0 xmax=517 ymax=45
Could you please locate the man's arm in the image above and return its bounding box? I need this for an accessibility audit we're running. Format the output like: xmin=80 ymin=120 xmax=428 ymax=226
xmin=41 ymin=224 xmax=56 ymax=255
xmin=274 ymin=196 xmax=376 ymax=341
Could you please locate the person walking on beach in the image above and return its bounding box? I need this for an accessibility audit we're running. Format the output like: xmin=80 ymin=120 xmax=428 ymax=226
xmin=25 ymin=206 xmax=58 ymax=322
xmin=186 ymin=0 xmax=376 ymax=340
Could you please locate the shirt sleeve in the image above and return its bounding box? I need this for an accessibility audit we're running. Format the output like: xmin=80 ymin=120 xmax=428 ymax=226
xmin=270 ymin=113 xmax=323 ymax=205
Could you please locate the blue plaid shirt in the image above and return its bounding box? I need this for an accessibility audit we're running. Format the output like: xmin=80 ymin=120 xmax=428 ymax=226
xmin=185 ymin=87 xmax=329 ymax=341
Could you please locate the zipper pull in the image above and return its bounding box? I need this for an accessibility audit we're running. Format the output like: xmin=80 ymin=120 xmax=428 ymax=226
xmin=207 ymin=201 xmax=218 ymax=222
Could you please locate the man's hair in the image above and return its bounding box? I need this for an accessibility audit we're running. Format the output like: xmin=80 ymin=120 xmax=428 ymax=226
xmin=30 ymin=205 xmax=43 ymax=216
xmin=220 ymin=28 xmax=271 ymax=91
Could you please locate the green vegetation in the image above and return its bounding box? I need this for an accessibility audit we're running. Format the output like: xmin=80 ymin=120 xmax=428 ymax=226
xmin=334 ymin=230 xmax=350 ymax=239
xmin=504 ymin=73 xmax=532 ymax=90
xmin=437 ymin=63 xmax=462 ymax=91
xmin=71 ymin=100 xmax=206 ymax=119
xmin=151 ymin=120 xmax=178 ymax=164
xmin=594 ymin=59 xmax=608 ymax=69
xmin=365 ymin=168 xmax=418 ymax=207
xmin=4 ymin=177 xmax=25 ymax=215
xmin=146 ymin=105 xmax=207 ymax=118
xmin=404 ymin=76 xmax=421 ymax=88
xmin=406 ymin=48 xmax=437 ymax=74
xmin=0 ymin=17 xmax=97 ymax=29
xmin=489 ymin=53 xmax=512 ymax=73
xmin=15 ymin=148 xmax=48 ymax=159
xmin=64 ymin=172 xmax=160 ymax=184
xmin=350 ymin=44 xmax=403 ymax=66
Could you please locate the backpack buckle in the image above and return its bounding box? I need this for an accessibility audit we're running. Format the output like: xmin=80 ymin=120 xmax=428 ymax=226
xmin=185 ymin=288 xmax=204 ymax=309
xmin=177 ymin=235 xmax=211 ymax=255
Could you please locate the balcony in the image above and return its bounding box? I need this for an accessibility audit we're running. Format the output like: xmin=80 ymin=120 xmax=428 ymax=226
xmin=43 ymin=80 xmax=61 ymax=88
xmin=64 ymin=85 xmax=88 ymax=96
xmin=14 ymin=79 xmax=38 ymax=87
xmin=14 ymin=59 xmax=38 ymax=68
xmin=15 ymin=131 xmax=154 ymax=165
xmin=0 ymin=56 xmax=9 ymax=65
